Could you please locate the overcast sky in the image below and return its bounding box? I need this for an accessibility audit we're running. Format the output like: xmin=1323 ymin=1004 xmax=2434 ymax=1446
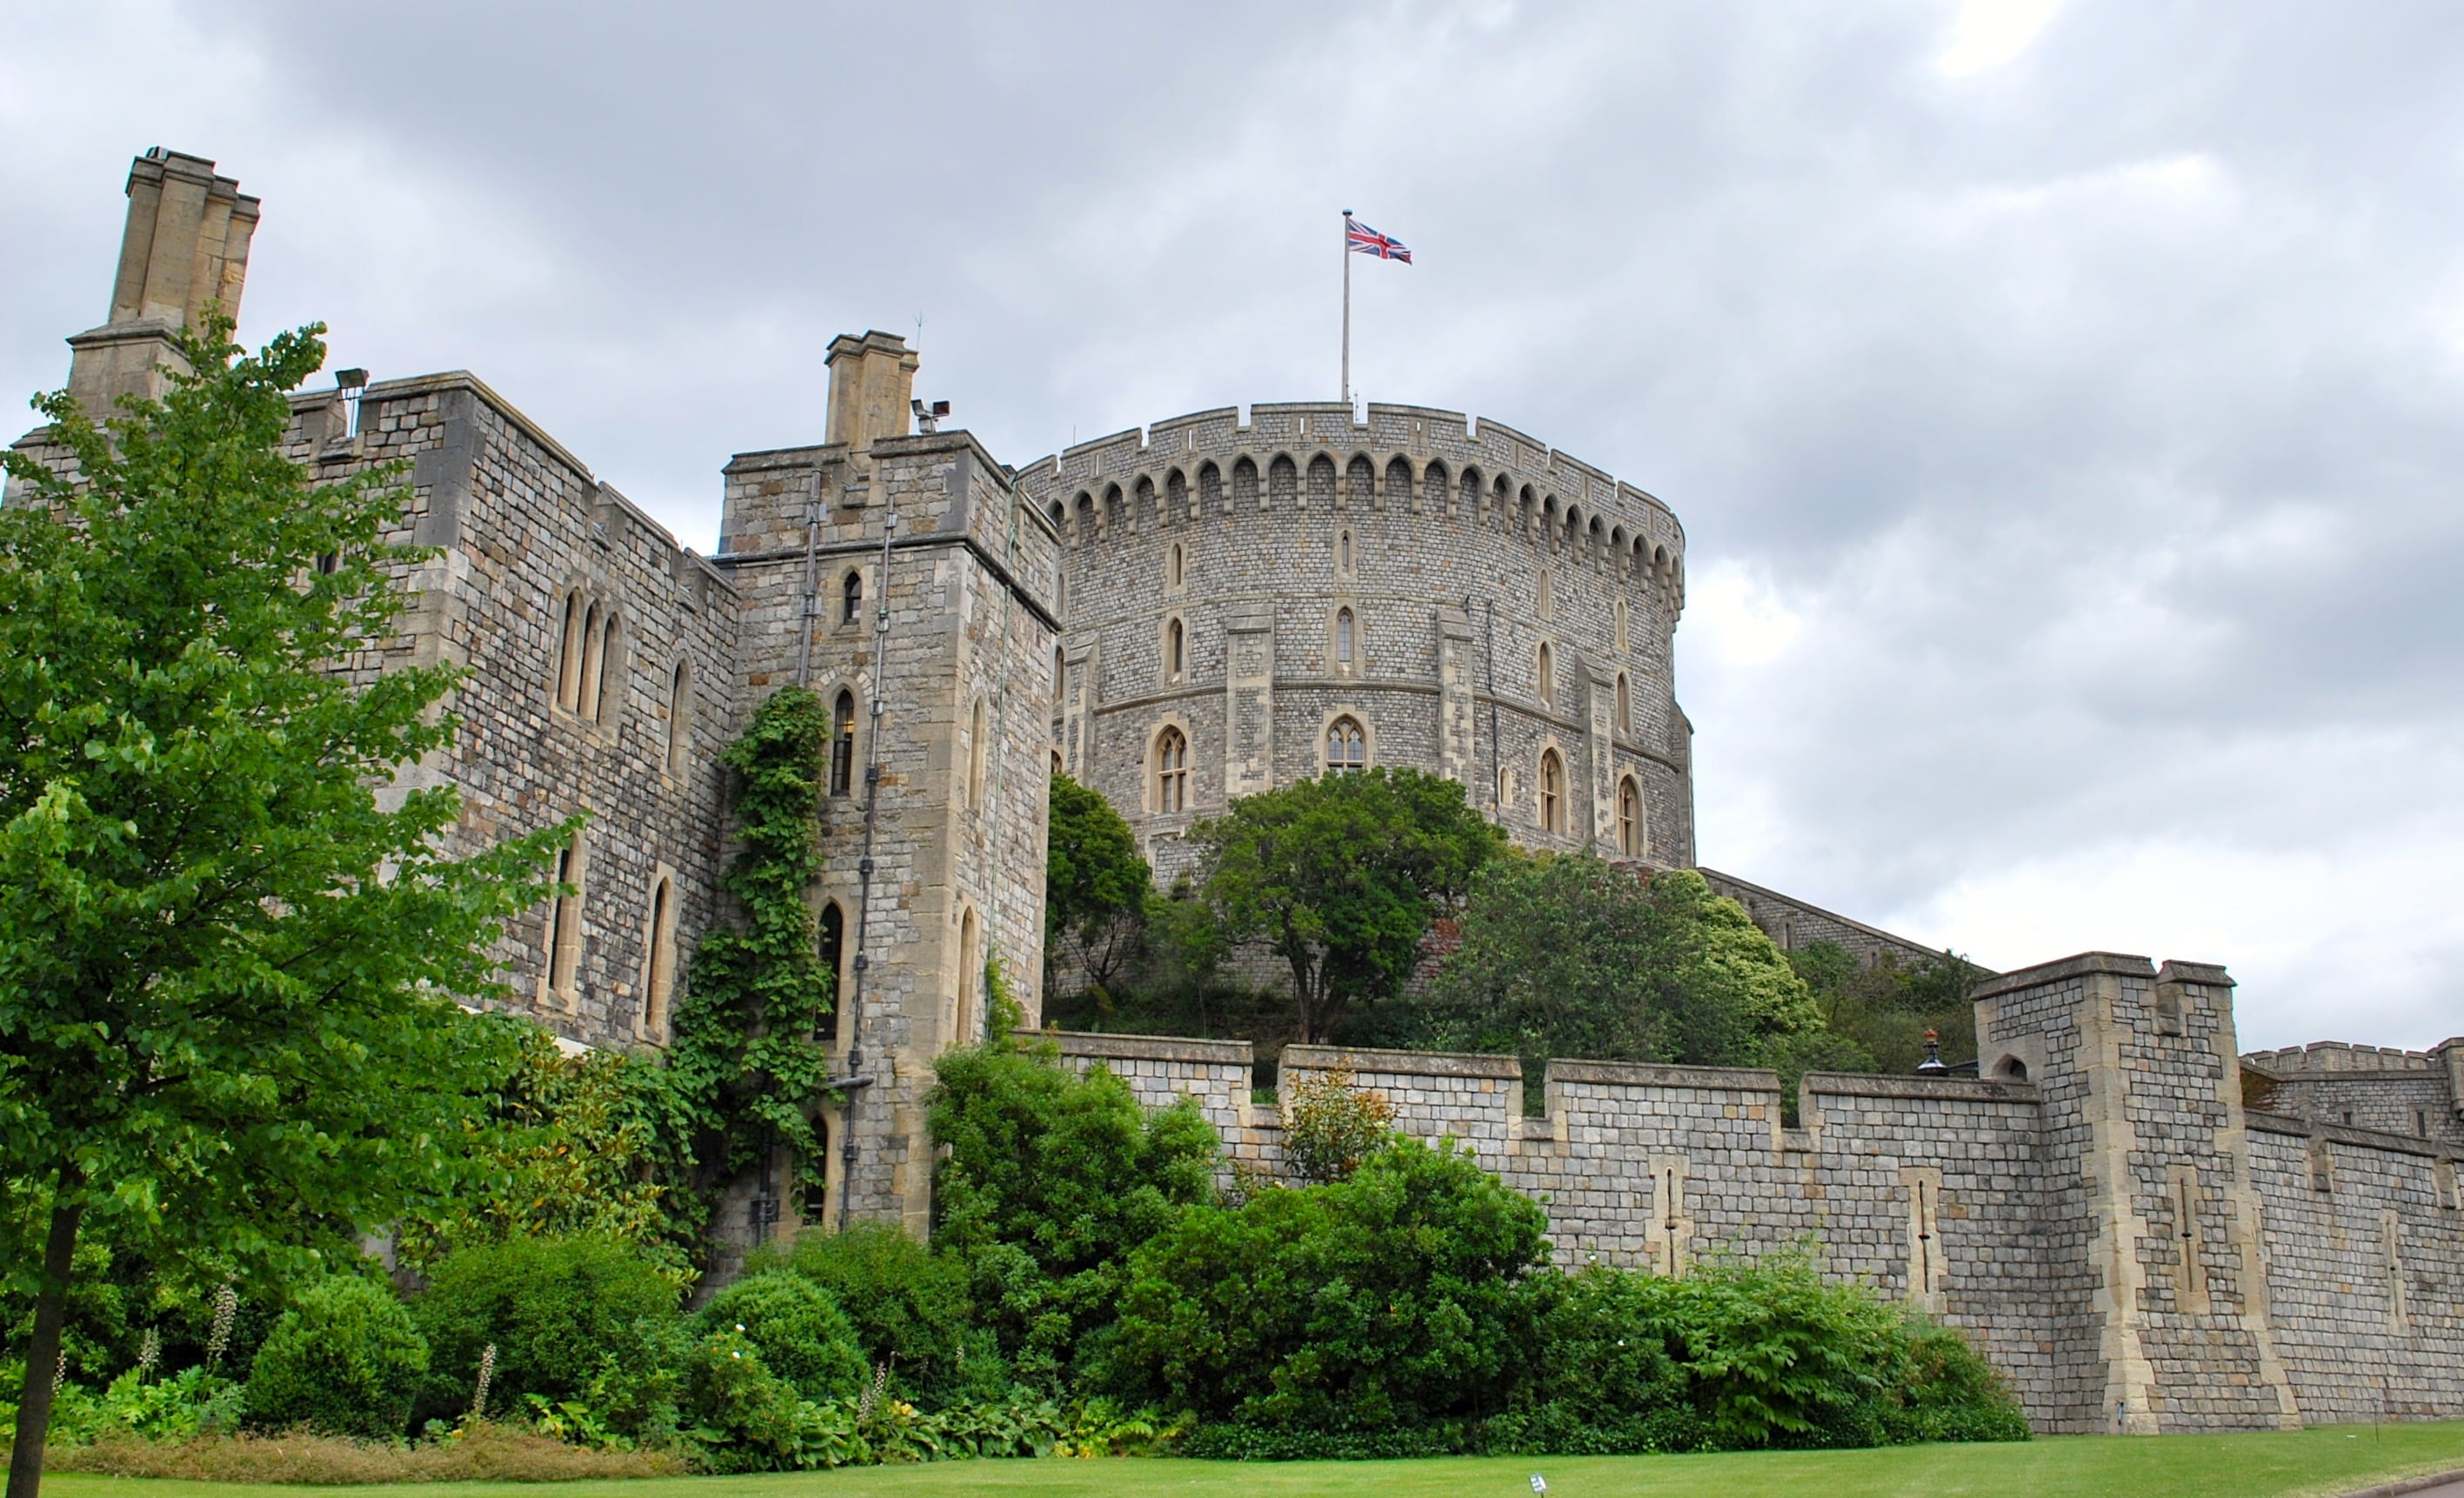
xmin=8 ymin=1 xmax=2461 ymax=1051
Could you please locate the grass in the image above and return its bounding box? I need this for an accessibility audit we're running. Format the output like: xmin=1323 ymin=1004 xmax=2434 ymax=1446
xmin=26 ymin=1421 xmax=2464 ymax=1498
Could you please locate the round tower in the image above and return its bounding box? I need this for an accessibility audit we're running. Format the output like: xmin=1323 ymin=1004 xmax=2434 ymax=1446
xmin=1019 ymin=400 xmax=1692 ymax=885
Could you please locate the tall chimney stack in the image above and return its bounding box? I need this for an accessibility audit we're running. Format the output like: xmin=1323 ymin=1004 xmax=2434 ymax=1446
xmin=65 ymin=149 xmax=261 ymax=415
xmin=824 ymin=331 xmax=918 ymax=457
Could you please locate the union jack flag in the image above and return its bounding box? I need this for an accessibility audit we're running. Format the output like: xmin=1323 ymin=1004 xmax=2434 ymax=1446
xmin=1346 ymin=217 xmax=1412 ymax=264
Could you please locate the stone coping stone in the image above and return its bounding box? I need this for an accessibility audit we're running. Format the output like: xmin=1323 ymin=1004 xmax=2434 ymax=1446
xmin=2244 ymin=1109 xmax=2461 ymax=1160
xmin=2156 ymin=958 xmax=2235 ymax=987
xmin=1282 ymin=1044 xmax=1522 ymax=1080
xmin=1547 ymin=1059 xmax=1781 ymax=1091
xmin=1804 ymin=1071 xmax=2040 ymax=1104
xmin=1044 ymin=1031 xmax=1253 ymax=1066
xmin=1970 ymin=950 xmax=2156 ymax=999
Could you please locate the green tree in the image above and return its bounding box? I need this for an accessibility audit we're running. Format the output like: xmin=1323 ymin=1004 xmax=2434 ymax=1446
xmin=0 ymin=318 xmax=562 ymax=1498
xmin=1193 ymin=768 xmax=1500 ymax=1044
xmin=1788 ymin=940 xmax=1987 ymax=1075
xmin=397 ymin=1027 xmax=692 ymax=1280
xmin=663 ymin=686 xmax=838 ymax=1226
xmin=1406 ymin=856 xmax=1823 ymax=1074
xmin=926 ymin=1040 xmax=1219 ymax=1387
xmin=1044 ymin=771 xmax=1152 ymax=999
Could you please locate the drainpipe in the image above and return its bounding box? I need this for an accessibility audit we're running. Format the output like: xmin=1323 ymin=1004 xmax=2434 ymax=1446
xmin=834 ymin=503 xmax=900 ymax=1226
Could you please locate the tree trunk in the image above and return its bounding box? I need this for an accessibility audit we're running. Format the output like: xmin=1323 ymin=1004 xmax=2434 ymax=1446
xmin=6 ymin=1165 xmax=85 ymax=1498
xmin=1288 ymin=949 xmax=1323 ymax=1045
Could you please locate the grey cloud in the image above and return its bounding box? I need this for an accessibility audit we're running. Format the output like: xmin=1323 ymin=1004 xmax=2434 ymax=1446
xmin=8 ymin=0 xmax=2463 ymax=1047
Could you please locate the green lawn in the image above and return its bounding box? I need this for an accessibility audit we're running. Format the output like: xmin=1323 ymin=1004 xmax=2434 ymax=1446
xmin=39 ymin=1422 xmax=2464 ymax=1498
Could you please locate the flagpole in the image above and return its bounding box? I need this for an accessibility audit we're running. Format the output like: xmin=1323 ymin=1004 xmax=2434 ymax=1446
xmin=1340 ymin=209 xmax=1352 ymax=406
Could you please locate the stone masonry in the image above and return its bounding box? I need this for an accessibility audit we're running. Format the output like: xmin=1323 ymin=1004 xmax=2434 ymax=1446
xmin=1055 ymin=949 xmax=2464 ymax=1435
xmin=1014 ymin=406 xmax=1694 ymax=885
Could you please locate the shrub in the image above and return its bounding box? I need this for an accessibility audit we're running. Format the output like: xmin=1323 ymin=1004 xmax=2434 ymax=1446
xmin=693 ymin=1270 xmax=865 ymax=1402
xmin=773 ymin=1222 xmax=996 ymax=1401
xmin=91 ymin=1366 xmax=247 ymax=1442
xmin=1281 ymin=1067 xmax=1398 ymax=1183
xmin=1108 ymin=1134 xmax=1550 ymax=1432
xmin=243 ymin=1275 xmax=429 ymax=1440
xmin=1664 ymin=1254 xmax=1906 ymax=1448
xmin=678 ymin=1327 xmax=811 ymax=1473
xmin=410 ymin=1235 xmax=681 ymax=1427
xmin=1180 ymin=1421 xmax=1473 ymax=1461
xmin=928 ymin=1041 xmax=1219 ymax=1385
xmin=1492 ymin=1266 xmax=1696 ymax=1454
xmin=1885 ymin=1324 xmax=2033 ymax=1443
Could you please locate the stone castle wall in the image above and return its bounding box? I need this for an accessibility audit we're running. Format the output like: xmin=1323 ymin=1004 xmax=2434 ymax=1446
xmin=1050 ymin=950 xmax=2464 ymax=1435
xmin=1018 ymin=403 xmax=1694 ymax=884
xmin=12 ymin=370 xmax=745 ymax=1053
xmin=2246 ymin=1114 xmax=2464 ymax=1421
xmin=2243 ymin=1040 xmax=2464 ymax=1147
xmin=1699 ymin=867 xmax=1952 ymax=969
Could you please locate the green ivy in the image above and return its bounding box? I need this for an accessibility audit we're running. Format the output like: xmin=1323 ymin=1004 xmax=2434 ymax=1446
xmin=665 ymin=686 xmax=839 ymax=1214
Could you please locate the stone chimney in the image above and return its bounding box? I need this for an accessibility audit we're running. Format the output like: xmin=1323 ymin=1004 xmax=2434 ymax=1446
xmin=824 ymin=331 xmax=917 ymax=456
xmin=65 ymin=149 xmax=261 ymax=415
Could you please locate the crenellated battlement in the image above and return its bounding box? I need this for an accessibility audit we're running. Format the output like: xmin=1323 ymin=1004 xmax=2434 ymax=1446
xmin=1017 ymin=401 xmax=1686 ymax=600
xmin=2245 ymin=1039 xmax=2463 ymax=1074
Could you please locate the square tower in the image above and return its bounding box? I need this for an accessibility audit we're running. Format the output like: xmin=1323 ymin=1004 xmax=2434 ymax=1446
xmin=714 ymin=338 xmax=1061 ymax=1241
xmin=1972 ymin=953 xmax=2300 ymax=1432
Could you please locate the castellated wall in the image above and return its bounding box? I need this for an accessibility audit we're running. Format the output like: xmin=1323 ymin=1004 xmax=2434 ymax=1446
xmin=1048 ymin=948 xmax=2464 ymax=1435
xmin=1017 ymin=403 xmax=1693 ymax=886
xmin=2243 ymin=1040 xmax=2464 ymax=1148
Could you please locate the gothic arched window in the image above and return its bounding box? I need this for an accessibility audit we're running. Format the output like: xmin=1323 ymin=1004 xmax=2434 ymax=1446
xmin=1155 ymin=726 xmax=1190 ymax=812
xmin=1336 ymin=607 xmax=1356 ymax=667
xmin=1618 ymin=776 xmax=1643 ymax=857
xmin=1326 ymin=716 xmax=1367 ymax=774
xmin=1167 ymin=618 xmax=1185 ymax=680
xmin=642 ymin=873 xmax=677 ymax=1041
xmin=665 ymin=660 xmax=691 ymax=772
xmin=818 ymin=902 xmax=845 ymax=1042
xmin=556 ymin=592 xmax=585 ymax=711
xmin=1537 ymin=641 xmax=1554 ymax=707
xmin=968 ymin=697 xmax=988 ymax=812
xmin=830 ymin=690 xmax=856 ymax=796
xmin=1539 ymin=749 xmax=1566 ymax=833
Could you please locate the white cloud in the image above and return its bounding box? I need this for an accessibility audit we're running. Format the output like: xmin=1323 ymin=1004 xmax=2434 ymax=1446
xmin=1933 ymin=0 xmax=2068 ymax=78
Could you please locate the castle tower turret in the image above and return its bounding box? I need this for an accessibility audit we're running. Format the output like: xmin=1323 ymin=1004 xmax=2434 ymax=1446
xmin=66 ymin=150 xmax=260 ymax=415
xmin=1971 ymin=953 xmax=2300 ymax=1433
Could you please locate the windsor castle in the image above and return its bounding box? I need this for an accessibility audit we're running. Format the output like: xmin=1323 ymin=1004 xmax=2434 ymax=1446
xmin=12 ymin=150 xmax=2462 ymax=1434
